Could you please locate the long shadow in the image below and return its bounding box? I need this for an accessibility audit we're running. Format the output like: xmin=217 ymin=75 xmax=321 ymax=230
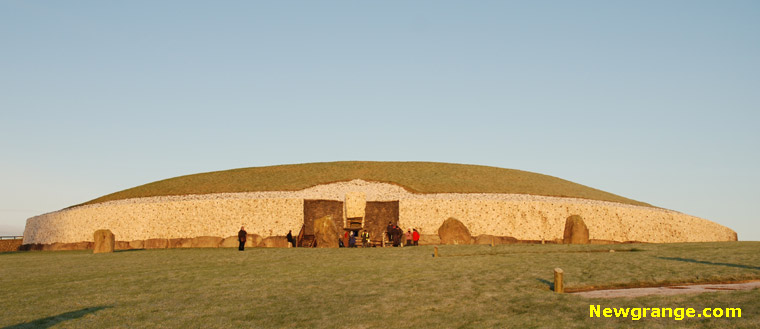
xmin=114 ymin=249 xmax=145 ymax=253
xmin=2 ymin=306 xmax=112 ymax=329
xmin=657 ymin=256 xmax=760 ymax=271
xmin=536 ymin=278 xmax=554 ymax=290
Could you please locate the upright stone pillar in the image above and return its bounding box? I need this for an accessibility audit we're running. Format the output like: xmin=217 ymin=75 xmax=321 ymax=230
xmin=314 ymin=215 xmax=340 ymax=248
xmin=563 ymin=215 xmax=589 ymax=244
xmin=93 ymin=229 xmax=115 ymax=253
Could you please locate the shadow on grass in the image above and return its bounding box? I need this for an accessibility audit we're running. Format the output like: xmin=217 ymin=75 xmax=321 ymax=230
xmin=536 ymin=278 xmax=554 ymax=290
xmin=439 ymin=248 xmax=646 ymax=258
xmin=2 ymin=306 xmax=112 ymax=329
xmin=657 ymin=257 xmax=760 ymax=271
xmin=114 ymin=249 xmax=145 ymax=253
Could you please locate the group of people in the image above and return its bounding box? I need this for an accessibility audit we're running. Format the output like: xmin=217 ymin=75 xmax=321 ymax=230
xmin=237 ymin=222 xmax=422 ymax=251
xmin=386 ymin=222 xmax=420 ymax=247
xmin=339 ymin=222 xmax=421 ymax=248
xmin=341 ymin=230 xmax=372 ymax=248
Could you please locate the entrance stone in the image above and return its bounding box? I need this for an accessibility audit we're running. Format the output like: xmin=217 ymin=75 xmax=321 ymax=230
xmin=314 ymin=215 xmax=340 ymax=248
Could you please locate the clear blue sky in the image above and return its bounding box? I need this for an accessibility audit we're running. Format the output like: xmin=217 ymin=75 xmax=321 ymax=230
xmin=1 ymin=1 xmax=758 ymax=240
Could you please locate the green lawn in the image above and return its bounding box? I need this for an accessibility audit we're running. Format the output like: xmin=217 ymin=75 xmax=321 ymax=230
xmin=80 ymin=161 xmax=650 ymax=207
xmin=2 ymin=242 xmax=758 ymax=328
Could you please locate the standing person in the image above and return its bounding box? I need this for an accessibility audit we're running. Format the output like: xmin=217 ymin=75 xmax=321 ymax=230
xmin=389 ymin=225 xmax=396 ymax=246
xmin=238 ymin=226 xmax=247 ymax=251
xmin=286 ymin=230 xmax=294 ymax=248
xmin=349 ymin=231 xmax=357 ymax=248
xmin=343 ymin=230 xmax=349 ymax=249
xmin=386 ymin=222 xmax=394 ymax=244
xmin=361 ymin=230 xmax=370 ymax=248
xmin=405 ymin=229 xmax=413 ymax=247
xmin=392 ymin=225 xmax=401 ymax=247
xmin=412 ymin=229 xmax=420 ymax=246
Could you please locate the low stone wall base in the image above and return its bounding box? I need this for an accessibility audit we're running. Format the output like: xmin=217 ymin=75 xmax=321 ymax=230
xmin=19 ymin=236 xmax=291 ymax=251
xmin=0 ymin=239 xmax=23 ymax=252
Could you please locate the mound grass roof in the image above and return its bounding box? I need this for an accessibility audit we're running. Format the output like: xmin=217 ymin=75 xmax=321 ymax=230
xmin=80 ymin=161 xmax=651 ymax=207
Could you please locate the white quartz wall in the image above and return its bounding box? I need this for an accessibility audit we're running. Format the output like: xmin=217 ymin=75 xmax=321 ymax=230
xmin=23 ymin=180 xmax=735 ymax=244
xmin=399 ymin=198 xmax=735 ymax=242
xmin=24 ymin=198 xmax=303 ymax=244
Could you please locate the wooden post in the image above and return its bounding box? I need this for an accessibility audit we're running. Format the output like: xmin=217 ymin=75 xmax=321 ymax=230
xmin=434 ymin=246 xmax=439 ymax=258
xmin=554 ymin=268 xmax=564 ymax=293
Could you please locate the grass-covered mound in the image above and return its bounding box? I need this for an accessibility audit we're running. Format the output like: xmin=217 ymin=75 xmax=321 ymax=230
xmin=81 ymin=161 xmax=650 ymax=207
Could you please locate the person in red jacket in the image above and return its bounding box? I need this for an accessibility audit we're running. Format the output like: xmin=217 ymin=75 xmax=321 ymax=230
xmin=412 ymin=228 xmax=420 ymax=246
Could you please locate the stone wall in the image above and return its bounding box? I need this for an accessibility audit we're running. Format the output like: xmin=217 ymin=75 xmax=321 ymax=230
xmin=25 ymin=198 xmax=303 ymax=244
xmin=0 ymin=239 xmax=23 ymax=252
xmin=23 ymin=180 xmax=736 ymax=245
xmin=399 ymin=198 xmax=735 ymax=243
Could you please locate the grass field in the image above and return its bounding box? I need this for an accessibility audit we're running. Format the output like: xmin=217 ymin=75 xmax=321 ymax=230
xmin=2 ymin=242 xmax=758 ymax=328
xmin=80 ymin=161 xmax=651 ymax=207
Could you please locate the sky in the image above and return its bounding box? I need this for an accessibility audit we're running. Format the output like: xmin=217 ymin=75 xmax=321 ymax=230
xmin=1 ymin=1 xmax=758 ymax=240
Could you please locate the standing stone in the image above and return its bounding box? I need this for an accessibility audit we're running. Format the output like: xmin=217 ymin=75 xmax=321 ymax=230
xmin=563 ymin=215 xmax=590 ymax=244
xmin=313 ymin=215 xmax=340 ymax=248
xmin=437 ymin=217 xmax=472 ymax=245
xmin=93 ymin=229 xmax=115 ymax=253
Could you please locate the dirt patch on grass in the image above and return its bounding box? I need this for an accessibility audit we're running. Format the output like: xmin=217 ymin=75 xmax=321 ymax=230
xmin=571 ymin=280 xmax=760 ymax=298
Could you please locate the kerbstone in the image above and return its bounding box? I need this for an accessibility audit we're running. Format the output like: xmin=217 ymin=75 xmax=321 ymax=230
xmin=438 ymin=218 xmax=471 ymax=245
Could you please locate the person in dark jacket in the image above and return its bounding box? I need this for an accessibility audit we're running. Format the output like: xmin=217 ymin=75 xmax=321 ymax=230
xmin=238 ymin=226 xmax=247 ymax=251
xmin=286 ymin=230 xmax=294 ymax=247
xmin=392 ymin=225 xmax=402 ymax=247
